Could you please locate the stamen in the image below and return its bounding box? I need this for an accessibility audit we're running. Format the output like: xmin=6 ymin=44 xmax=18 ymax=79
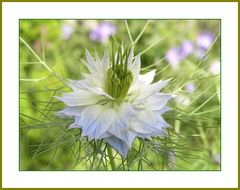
xmin=106 ymin=46 xmax=133 ymax=102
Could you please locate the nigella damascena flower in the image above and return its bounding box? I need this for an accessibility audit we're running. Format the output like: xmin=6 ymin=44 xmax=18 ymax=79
xmin=56 ymin=47 xmax=174 ymax=157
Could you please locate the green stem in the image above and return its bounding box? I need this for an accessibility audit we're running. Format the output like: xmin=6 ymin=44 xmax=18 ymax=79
xmin=133 ymin=20 xmax=151 ymax=45
xmin=107 ymin=146 xmax=116 ymax=170
xmin=124 ymin=20 xmax=134 ymax=45
xmin=20 ymin=36 xmax=70 ymax=89
xmin=138 ymin=36 xmax=168 ymax=56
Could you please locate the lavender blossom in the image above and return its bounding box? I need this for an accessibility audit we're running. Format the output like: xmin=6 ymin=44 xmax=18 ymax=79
xmin=197 ymin=32 xmax=214 ymax=50
xmin=166 ymin=41 xmax=193 ymax=69
xmin=61 ymin=24 xmax=73 ymax=40
xmin=166 ymin=47 xmax=182 ymax=69
xmin=90 ymin=21 xmax=116 ymax=43
xmin=180 ymin=40 xmax=194 ymax=58
xmin=184 ymin=82 xmax=196 ymax=93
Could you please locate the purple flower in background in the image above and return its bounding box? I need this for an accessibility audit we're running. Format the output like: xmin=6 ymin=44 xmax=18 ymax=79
xmin=166 ymin=41 xmax=193 ymax=69
xmin=166 ymin=32 xmax=215 ymax=66
xmin=166 ymin=47 xmax=182 ymax=69
xmin=90 ymin=21 xmax=116 ymax=43
xmin=197 ymin=32 xmax=214 ymax=50
xmin=61 ymin=24 xmax=73 ymax=40
xmin=180 ymin=40 xmax=194 ymax=58
xmin=195 ymin=32 xmax=214 ymax=59
xmin=184 ymin=82 xmax=196 ymax=93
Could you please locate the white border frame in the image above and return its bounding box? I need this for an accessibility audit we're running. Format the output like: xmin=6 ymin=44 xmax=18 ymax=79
xmin=2 ymin=2 xmax=238 ymax=188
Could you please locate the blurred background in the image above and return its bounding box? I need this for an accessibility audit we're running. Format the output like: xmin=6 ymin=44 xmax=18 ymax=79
xmin=20 ymin=19 xmax=220 ymax=170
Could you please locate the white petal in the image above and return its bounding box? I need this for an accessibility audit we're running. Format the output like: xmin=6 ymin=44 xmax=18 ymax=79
xmin=84 ymin=49 xmax=109 ymax=75
xmin=147 ymin=79 xmax=171 ymax=93
xmin=56 ymin=106 xmax=83 ymax=117
xmin=130 ymin=118 xmax=154 ymax=134
xmin=91 ymin=108 xmax=115 ymax=139
xmin=158 ymin=106 xmax=171 ymax=114
xmin=68 ymin=79 xmax=113 ymax=99
xmin=67 ymin=79 xmax=86 ymax=91
xmin=85 ymin=49 xmax=98 ymax=71
xmin=138 ymin=70 xmax=156 ymax=85
xmin=81 ymin=58 xmax=96 ymax=74
xmin=80 ymin=105 xmax=115 ymax=139
xmin=130 ymin=109 xmax=169 ymax=134
xmin=133 ymin=79 xmax=171 ymax=103
xmin=84 ymin=73 xmax=106 ymax=89
xmin=84 ymin=86 xmax=113 ymax=100
xmin=79 ymin=105 xmax=101 ymax=130
xmin=155 ymin=114 xmax=172 ymax=129
xmin=145 ymin=93 xmax=173 ymax=111
xmin=95 ymin=50 xmax=101 ymax=63
xmin=117 ymin=102 xmax=136 ymax=127
xmin=69 ymin=117 xmax=81 ymax=129
xmin=108 ymin=126 xmax=136 ymax=147
xmin=105 ymin=136 xmax=130 ymax=158
xmin=107 ymin=102 xmax=136 ymax=146
xmin=100 ymin=50 xmax=109 ymax=71
xmin=127 ymin=79 xmax=142 ymax=96
xmin=98 ymin=132 xmax=112 ymax=139
xmin=128 ymin=55 xmax=140 ymax=83
xmin=55 ymin=89 xmax=103 ymax=106
xmin=127 ymin=47 xmax=134 ymax=66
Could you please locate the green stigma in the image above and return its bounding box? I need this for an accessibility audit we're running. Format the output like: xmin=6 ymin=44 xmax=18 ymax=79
xmin=106 ymin=46 xmax=133 ymax=102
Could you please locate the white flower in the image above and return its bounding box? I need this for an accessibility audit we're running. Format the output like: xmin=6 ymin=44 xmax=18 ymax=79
xmin=56 ymin=47 xmax=173 ymax=157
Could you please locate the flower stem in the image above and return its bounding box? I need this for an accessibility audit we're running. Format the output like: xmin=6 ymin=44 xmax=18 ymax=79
xmin=124 ymin=20 xmax=134 ymax=45
xmin=107 ymin=146 xmax=116 ymax=170
xmin=19 ymin=36 xmax=70 ymax=89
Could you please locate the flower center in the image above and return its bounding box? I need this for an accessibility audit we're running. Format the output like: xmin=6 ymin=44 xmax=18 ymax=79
xmin=106 ymin=47 xmax=133 ymax=102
